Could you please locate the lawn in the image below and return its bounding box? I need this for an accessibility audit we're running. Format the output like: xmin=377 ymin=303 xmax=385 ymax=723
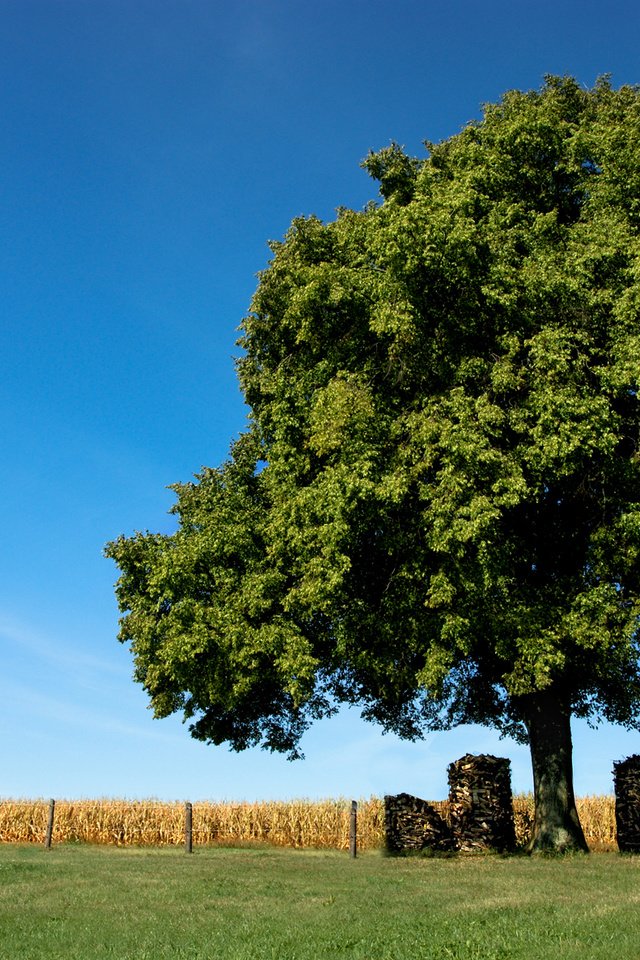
xmin=0 ymin=844 xmax=638 ymax=959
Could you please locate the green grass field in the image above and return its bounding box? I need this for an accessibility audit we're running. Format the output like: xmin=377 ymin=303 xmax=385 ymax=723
xmin=1 ymin=844 xmax=638 ymax=960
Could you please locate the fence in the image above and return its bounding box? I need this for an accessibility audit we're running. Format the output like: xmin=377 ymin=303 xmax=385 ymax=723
xmin=0 ymin=798 xmax=375 ymax=853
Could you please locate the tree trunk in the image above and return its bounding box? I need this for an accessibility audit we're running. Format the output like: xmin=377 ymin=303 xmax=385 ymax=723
xmin=521 ymin=690 xmax=589 ymax=854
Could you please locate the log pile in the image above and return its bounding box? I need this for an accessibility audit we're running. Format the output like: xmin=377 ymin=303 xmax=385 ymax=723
xmin=447 ymin=753 xmax=516 ymax=852
xmin=384 ymin=793 xmax=454 ymax=853
xmin=613 ymin=754 xmax=640 ymax=852
xmin=384 ymin=754 xmax=516 ymax=854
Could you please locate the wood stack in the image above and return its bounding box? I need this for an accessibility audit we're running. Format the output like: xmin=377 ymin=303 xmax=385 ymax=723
xmin=447 ymin=754 xmax=516 ymax=852
xmin=384 ymin=793 xmax=454 ymax=853
xmin=613 ymin=755 xmax=640 ymax=852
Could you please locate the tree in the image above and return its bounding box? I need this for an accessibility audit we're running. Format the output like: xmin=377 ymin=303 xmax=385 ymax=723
xmin=106 ymin=77 xmax=640 ymax=853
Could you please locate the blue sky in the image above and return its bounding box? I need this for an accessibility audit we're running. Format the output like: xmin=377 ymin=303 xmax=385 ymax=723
xmin=2 ymin=0 xmax=639 ymax=802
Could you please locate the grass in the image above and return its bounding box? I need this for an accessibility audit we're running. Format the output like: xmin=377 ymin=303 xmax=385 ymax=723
xmin=1 ymin=844 xmax=639 ymax=959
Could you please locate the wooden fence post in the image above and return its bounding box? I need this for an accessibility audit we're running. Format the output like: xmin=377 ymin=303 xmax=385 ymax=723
xmin=45 ymin=799 xmax=55 ymax=849
xmin=349 ymin=800 xmax=357 ymax=859
xmin=185 ymin=801 xmax=193 ymax=854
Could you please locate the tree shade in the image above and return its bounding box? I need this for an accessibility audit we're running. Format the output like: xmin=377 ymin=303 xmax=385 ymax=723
xmin=107 ymin=77 xmax=640 ymax=851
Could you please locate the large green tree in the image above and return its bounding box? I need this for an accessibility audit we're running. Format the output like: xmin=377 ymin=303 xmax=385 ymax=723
xmin=107 ymin=77 xmax=640 ymax=852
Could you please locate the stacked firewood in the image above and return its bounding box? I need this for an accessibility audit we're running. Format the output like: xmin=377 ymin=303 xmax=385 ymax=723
xmin=447 ymin=753 xmax=516 ymax=852
xmin=384 ymin=754 xmax=516 ymax=854
xmin=613 ymin=755 xmax=640 ymax=852
xmin=384 ymin=792 xmax=454 ymax=853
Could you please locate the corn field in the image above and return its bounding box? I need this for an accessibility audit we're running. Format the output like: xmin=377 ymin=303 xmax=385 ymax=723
xmin=0 ymin=795 xmax=618 ymax=850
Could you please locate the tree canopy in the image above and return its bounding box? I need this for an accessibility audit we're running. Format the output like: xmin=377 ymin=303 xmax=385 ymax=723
xmin=107 ymin=77 xmax=640 ymax=851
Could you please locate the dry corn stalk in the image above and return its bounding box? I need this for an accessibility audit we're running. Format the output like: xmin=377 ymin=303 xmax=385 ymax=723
xmin=0 ymin=794 xmax=615 ymax=849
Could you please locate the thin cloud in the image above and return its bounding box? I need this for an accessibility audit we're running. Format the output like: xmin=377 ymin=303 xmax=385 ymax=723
xmin=0 ymin=677 xmax=183 ymax=745
xmin=0 ymin=610 xmax=128 ymax=679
